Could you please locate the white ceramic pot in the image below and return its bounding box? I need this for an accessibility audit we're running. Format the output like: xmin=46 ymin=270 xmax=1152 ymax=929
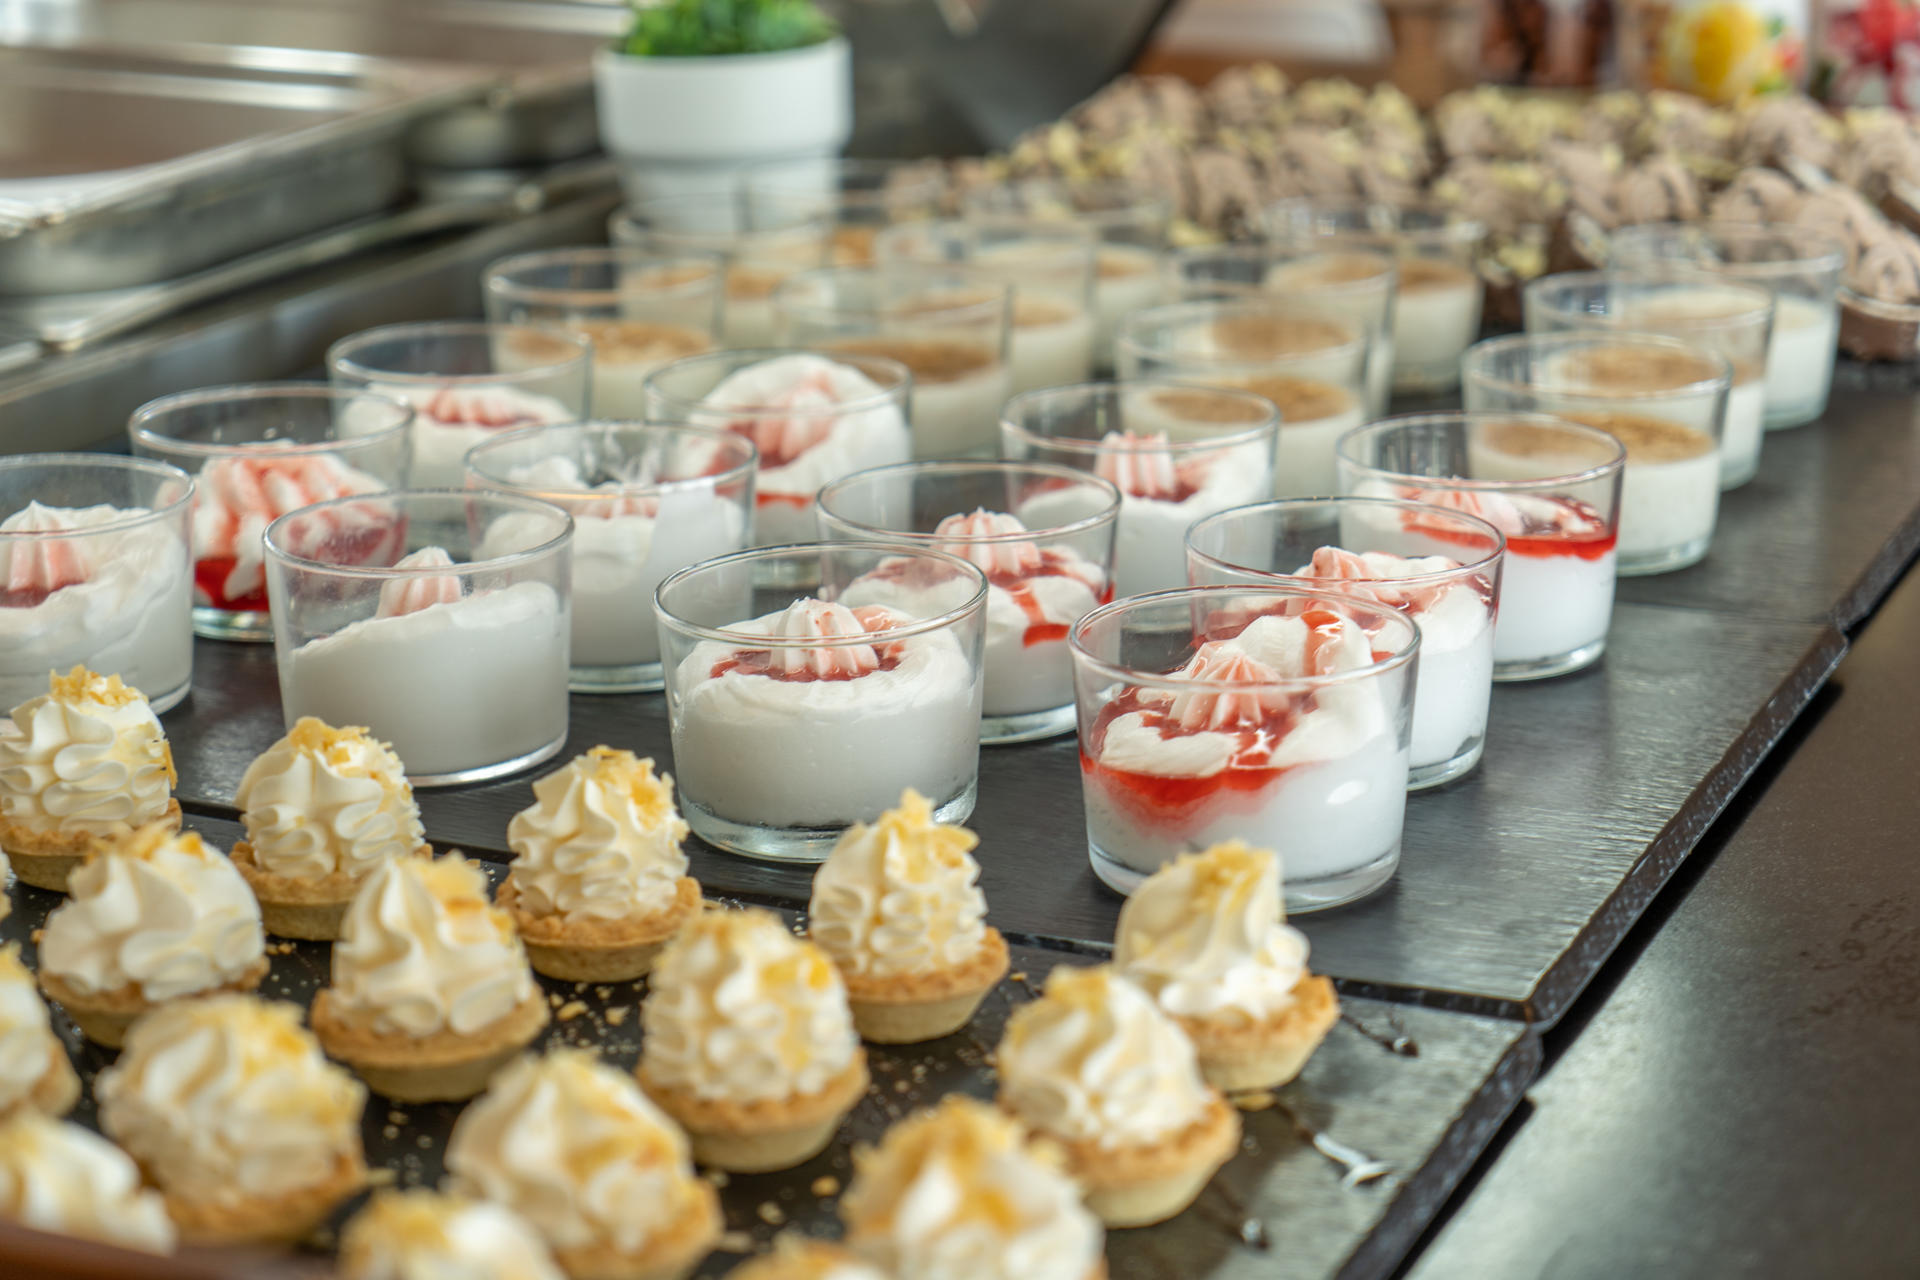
xmin=594 ymin=38 xmax=853 ymax=204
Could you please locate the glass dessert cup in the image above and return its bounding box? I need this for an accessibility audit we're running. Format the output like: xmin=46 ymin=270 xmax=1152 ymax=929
xmin=1523 ymin=269 xmax=1775 ymax=490
xmin=481 ymin=247 xmax=725 ymax=419
xmin=1462 ymin=331 xmax=1729 ymax=578
xmin=1185 ymin=497 xmax=1505 ymax=789
xmin=609 ymin=193 xmax=833 ymax=348
xmin=1337 ymin=412 xmax=1625 ymax=682
xmin=875 ymin=218 xmax=1099 ymax=397
xmin=0 ymin=454 xmax=195 ymax=713
xmin=465 ymin=423 xmax=757 ymax=694
xmin=128 ymin=384 xmax=414 ymax=642
xmin=654 ymin=542 xmax=987 ymax=863
xmin=815 ymin=460 xmax=1121 ymax=744
xmin=773 ymin=265 xmax=1013 ymax=459
xmin=264 ymin=490 xmax=573 ymax=787
xmin=1069 ymin=584 xmax=1417 ymax=911
xmin=1264 ymin=200 xmax=1486 ymax=393
xmin=1607 ymin=221 xmax=1845 ymax=430
xmin=998 ymin=381 xmax=1279 ymax=598
xmin=741 ymin=157 xmax=948 ymax=266
xmin=327 ymin=322 xmax=591 ymax=490
xmin=1115 ymin=299 xmax=1368 ymax=499
xmin=641 ymin=347 xmax=914 ymax=548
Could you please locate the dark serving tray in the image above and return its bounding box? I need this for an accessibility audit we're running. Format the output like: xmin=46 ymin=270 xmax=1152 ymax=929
xmin=0 ymin=815 xmax=1539 ymax=1280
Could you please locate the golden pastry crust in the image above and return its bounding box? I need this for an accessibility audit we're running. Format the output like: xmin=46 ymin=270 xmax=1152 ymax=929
xmin=639 ymin=1054 xmax=868 ymax=1173
xmin=1018 ymin=1094 xmax=1240 ymax=1229
xmin=835 ymin=927 xmax=1010 ymax=1006
xmin=0 ymin=1040 xmax=80 ymax=1121
xmin=500 ymin=875 xmax=701 ymax=984
xmin=159 ymin=1148 xmax=368 ymax=1247
xmin=311 ymin=988 xmax=550 ymax=1103
xmin=548 ymin=1178 xmax=721 ymax=1280
xmin=232 ymin=840 xmax=431 ymax=941
xmin=38 ymin=956 xmax=269 ymax=1049
xmin=0 ymin=799 xmax=183 ymax=890
xmin=1176 ymin=972 xmax=1340 ymax=1093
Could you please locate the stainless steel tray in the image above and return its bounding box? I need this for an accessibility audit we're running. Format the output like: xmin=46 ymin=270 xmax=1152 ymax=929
xmin=0 ymin=44 xmax=490 ymax=294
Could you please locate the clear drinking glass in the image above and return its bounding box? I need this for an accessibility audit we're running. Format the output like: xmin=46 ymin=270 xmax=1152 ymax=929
xmin=1265 ymin=199 xmax=1486 ymax=392
xmin=264 ymin=491 xmax=572 ymax=786
xmin=742 ymin=157 xmax=948 ymax=266
xmin=998 ymin=381 xmax=1279 ymax=598
xmin=609 ymin=193 xmax=833 ymax=347
xmin=128 ymin=384 xmax=413 ymax=642
xmin=773 ymin=264 xmax=1013 ymax=459
xmin=1523 ymin=269 xmax=1774 ymax=489
xmin=465 ymin=423 xmax=757 ymax=694
xmin=1069 ymin=584 xmax=1417 ymax=910
xmin=654 ymin=543 xmax=987 ymax=863
xmin=327 ymin=322 xmax=590 ymax=489
xmin=1185 ymin=496 xmax=1504 ymax=788
xmin=0 ymin=455 xmax=194 ymax=713
xmin=1337 ymin=412 xmax=1625 ymax=681
xmin=642 ymin=347 xmax=914 ymax=546
xmin=1608 ymin=221 xmax=1844 ymax=429
xmin=815 ymin=460 xmax=1121 ymax=744
xmin=1116 ymin=299 xmax=1369 ymax=498
xmin=1462 ymin=331 xmax=1728 ymax=576
xmin=481 ymin=247 xmax=724 ymax=419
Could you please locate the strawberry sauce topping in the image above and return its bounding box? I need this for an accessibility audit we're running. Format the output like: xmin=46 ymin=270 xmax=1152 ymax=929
xmin=0 ymin=504 xmax=89 ymax=609
xmin=420 ymin=387 xmax=551 ymax=430
xmin=709 ymin=599 xmax=906 ymax=683
xmin=375 ymin=547 xmax=465 ymax=619
xmin=1400 ymin=486 xmax=1615 ymax=560
xmin=1095 ymin=431 xmax=1202 ymax=503
xmin=718 ymin=367 xmax=844 ymax=467
xmin=930 ymin=509 xmax=1110 ymax=648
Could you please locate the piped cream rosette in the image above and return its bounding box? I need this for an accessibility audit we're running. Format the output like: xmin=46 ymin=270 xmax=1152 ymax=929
xmin=340 ymin=1190 xmax=566 ymax=1280
xmin=728 ymin=1238 xmax=888 ymax=1280
xmin=0 ymin=1110 xmax=176 ymax=1254
xmin=0 ymin=944 xmax=78 ymax=1120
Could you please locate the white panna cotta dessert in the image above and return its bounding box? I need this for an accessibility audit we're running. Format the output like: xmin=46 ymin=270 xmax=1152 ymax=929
xmin=1765 ymin=292 xmax=1840 ymax=427
xmin=1560 ymin=411 xmax=1718 ymax=572
xmin=1391 ymin=257 xmax=1483 ymax=389
xmin=359 ymin=383 xmax=575 ymax=489
xmin=1094 ymin=244 xmax=1165 ymax=363
xmin=831 ymin=335 xmax=1010 ymax=459
xmin=498 ymin=321 xmax=711 ymax=419
xmin=1008 ymin=294 xmax=1096 ymax=394
xmin=1080 ymin=610 xmax=1409 ymax=897
xmin=280 ymin=547 xmax=568 ymax=781
xmin=0 ymin=502 xmax=191 ymax=712
xmin=1263 ymin=252 xmax=1395 ymax=412
xmin=1606 ymin=287 xmax=1770 ymax=489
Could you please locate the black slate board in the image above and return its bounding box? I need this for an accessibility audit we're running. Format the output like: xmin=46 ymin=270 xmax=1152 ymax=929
xmin=163 ymin=601 xmax=1843 ymax=1026
xmin=1 ymin=815 xmax=1538 ymax=1280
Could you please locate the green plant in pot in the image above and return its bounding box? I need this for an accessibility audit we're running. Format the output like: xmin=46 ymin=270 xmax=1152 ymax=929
xmin=618 ymin=0 xmax=839 ymax=57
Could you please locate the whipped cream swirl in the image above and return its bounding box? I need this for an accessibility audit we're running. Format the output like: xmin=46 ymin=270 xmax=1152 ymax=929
xmin=998 ymin=966 xmax=1212 ymax=1149
xmin=0 ymin=666 xmax=175 ymax=835
xmin=39 ymin=825 xmax=264 ymax=1001
xmin=732 ymin=1239 xmax=887 ymax=1280
xmin=809 ymin=788 xmax=989 ymax=979
xmin=1114 ymin=841 xmax=1312 ymax=1022
xmin=447 ymin=1050 xmax=703 ymax=1256
xmin=193 ymin=452 xmax=386 ymax=603
xmin=641 ymin=908 xmax=859 ymax=1103
xmin=507 ymin=747 xmax=689 ymax=923
xmin=342 ymin=1190 xmax=564 ymax=1280
xmin=1 ymin=502 xmax=92 ymax=595
xmin=97 ymin=995 xmax=366 ymax=1203
xmin=236 ymin=717 xmax=424 ymax=880
xmin=697 ymin=354 xmax=910 ymax=499
xmin=1095 ymin=431 xmax=1187 ymax=501
xmin=377 ymin=547 xmax=466 ymax=619
xmin=0 ymin=1111 xmax=176 ymax=1253
xmin=0 ymin=945 xmax=61 ymax=1114
xmin=329 ymin=853 xmax=536 ymax=1038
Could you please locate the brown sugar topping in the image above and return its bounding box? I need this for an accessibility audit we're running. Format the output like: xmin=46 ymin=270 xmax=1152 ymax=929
xmin=1273 ymin=251 xmax=1391 ymax=286
xmin=830 ymin=337 xmax=994 ymax=383
xmin=1234 ymin=376 xmax=1357 ymax=425
xmin=1098 ymin=249 xmax=1154 ymax=280
xmin=727 ymin=266 xmax=787 ymax=300
xmin=1397 ymin=257 xmax=1476 ymax=292
xmin=1140 ymin=388 xmax=1272 ymax=425
xmin=1012 ymin=297 xmax=1079 ymax=328
xmin=1478 ymin=420 xmax=1611 ymax=463
xmin=1561 ymin=344 xmax=1721 ymax=393
xmin=1562 ymin=411 xmax=1716 ymax=463
xmin=575 ymin=320 xmax=712 ymax=364
xmin=831 ymin=226 xmax=878 ymax=266
xmin=1209 ymin=314 xmax=1353 ymax=359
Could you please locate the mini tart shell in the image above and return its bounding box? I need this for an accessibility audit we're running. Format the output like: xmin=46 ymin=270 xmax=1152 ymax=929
xmin=0 ymin=799 xmax=183 ymax=892
xmin=639 ymin=1052 xmax=869 ymax=1174
xmin=232 ymin=840 xmax=432 ymax=942
xmin=154 ymin=1147 xmax=367 ymax=1247
xmin=499 ymin=874 xmax=700 ymax=983
xmin=311 ymin=988 xmax=550 ymax=1103
xmin=0 ymin=1039 xmax=80 ymax=1120
xmin=37 ymin=956 xmax=269 ymax=1049
xmin=1175 ymin=972 xmax=1340 ymax=1094
xmin=832 ymin=927 xmax=1010 ymax=1045
xmin=549 ymin=1178 xmax=721 ymax=1280
xmin=1025 ymin=1092 xmax=1241 ymax=1228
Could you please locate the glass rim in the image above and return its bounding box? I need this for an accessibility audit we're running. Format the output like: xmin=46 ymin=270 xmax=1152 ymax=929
xmin=1000 ymin=379 xmax=1282 ymax=456
xmin=1524 ymin=269 xmax=1775 ymax=332
xmin=1336 ymin=411 xmax=1628 ymax=490
xmin=608 ymin=196 xmax=832 ymax=245
xmin=641 ymin=347 xmax=914 ymax=418
xmin=959 ymin=177 xmax=1176 ymax=230
xmin=0 ymin=452 xmax=196 ymax=539
xmin=481 ymin=247 xmax=726 ymax=310
xmin=127 ymin=383 xmax=416 ymax=458
xmin=261 ymin=487 xmax=574 ymax=578
xmin=1165 ymin=242 xmax=1399 ymax=300
xmin=463 ymin=421 xmax=760 ymax=499
xmin=1184 ymin=495 xmax=1508 ymax=584
xmin=1608 ymin=220 xmax=1848 ymax=277
xmin=1464 ymin=330 xmax=1733 ymax=400
xmin=1068 ymin=583 xmax=1422 ymax=692
xmin=1263 ymin=197 xmax=1487 ymax=246
xmin=327 ymin=321 xmax=592 ymax=388
xmin=771 ymin=264 xmax=1015 ymax=327
xmin=740 ymin=156 xmax=950 ymax=201
xmin=814 ymin=459 xmax=1125 ymax=543
xmin=653 ymin=542 xmax=991 ymax=647
xmin=875 ymin=219 xmax=1100 ymax=283
xmin=1115 ymin=298 xmax=1371 ymax=368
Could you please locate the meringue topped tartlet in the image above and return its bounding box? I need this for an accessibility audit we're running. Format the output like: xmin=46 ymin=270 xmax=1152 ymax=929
xmin=233 ymin=716 xmax=429 ymax=940
xmin=0 ymin=1110 xmax=176 ymax=1254
xmin=38 ymin=822 xmax=267 ymax=1047
xmin=638 ymin=907 xmax=867 ymax=1172
xmin=312 ymin=851 xmax=549 ymax=1101
xmin=998 ymin=966 xmax=1239 ymax=1227
xmin=1114 ymin=842 xmax=1339 ymax=1091
xmin=0 ymin=666 xmax=180 ymax=891
xmin=97 ymin=995 xmax=368 ymax=1245
xmin=501 ymin=747 xmax=702 ymax=982
xmin=841 ymin=1096 xmax=1106 ymax=1280
xmin=341 ymin=1190 xmax=564 ymax=1280
xmin=0 ymin=944 xmax=78 ymax=1120
xmin=808 ymin=788 xmax=1009 ymax=1044
xmin=448 ymin=1050 xmax=721 ymax=1280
